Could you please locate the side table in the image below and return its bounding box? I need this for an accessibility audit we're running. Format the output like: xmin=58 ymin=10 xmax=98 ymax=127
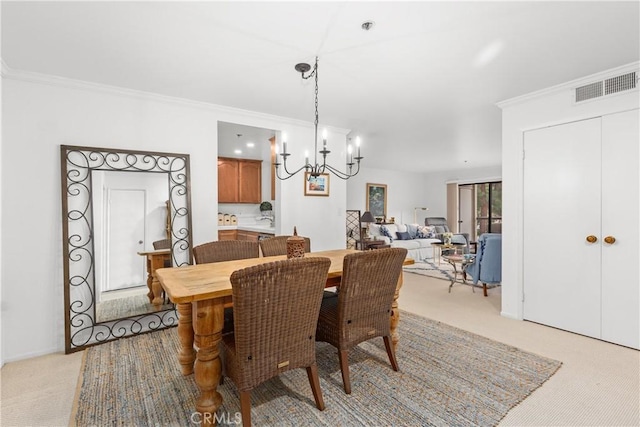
xmin=359 ymin=239 xmax=391 ymax=250
xmin=138 ymin=249 xmax=171 ymax=308
xmin=431 ymin=242 xmax=466 ymax=265
xmin=443 ymin=254 xmax=476 ymax=293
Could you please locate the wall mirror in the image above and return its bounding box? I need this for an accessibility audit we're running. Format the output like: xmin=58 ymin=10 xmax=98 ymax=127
xmin=60 ymin=145 xmax=192 ymax=353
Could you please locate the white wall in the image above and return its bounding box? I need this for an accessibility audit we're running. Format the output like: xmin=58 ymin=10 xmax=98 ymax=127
xmin=276 ymin=128 xmax=349 ymax=247
xmin=1 ymin=70 xmax=348 ymax=362
xmin=346 ymin=165 xmax=500 ymax=226
xmin=346 ymin=167 xmax=430 ymax=225
xmin=499 ymin=62 xmax=639 ymax=320
xmin=422 ymin=166 xmax=502 ymax=220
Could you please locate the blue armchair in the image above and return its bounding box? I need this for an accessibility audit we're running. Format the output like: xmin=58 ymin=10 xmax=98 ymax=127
xmin=465 ymin=233 xmax=501 ymax=296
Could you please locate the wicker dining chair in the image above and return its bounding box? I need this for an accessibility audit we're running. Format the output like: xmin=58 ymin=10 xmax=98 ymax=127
xmin=221 ymin=257 xmax=331 ymax=427
xmin=193 ymin=240 xmax=260 ymax=264
xmin=192 ymin=240 xmax=260 ymax=335
xmin=315 ymin=247 xmax=407 ymax=394
xmin=259 ymin=235 xmax=311 ymax=257
xmin=152 ymin=238 xmax=171 ymax=250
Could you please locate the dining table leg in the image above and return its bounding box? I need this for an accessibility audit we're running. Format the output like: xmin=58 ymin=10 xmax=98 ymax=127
xmin=193 ymin=298 xmax=225 ymax=426
xmin=177 ymin=302 xmax=196 ymax=375
xmin=390 ymin=271 xmax=404 ymax=352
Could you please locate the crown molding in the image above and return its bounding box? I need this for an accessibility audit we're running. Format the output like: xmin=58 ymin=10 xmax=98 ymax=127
xmin=496 ymin=61 xmax=640 ymax=109
xmin=0 ymin=62 xmax=351 ymax=135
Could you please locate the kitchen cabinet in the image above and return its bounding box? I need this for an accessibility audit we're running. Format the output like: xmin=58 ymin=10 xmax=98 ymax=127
xmin=523 ymin=109 xmax=639 ymax=349
xmin=218 ymin=157 xmax=262 ymax=203
xmin=238 ymin=230 xmax=274 ymax=242
xmin=218 ymin=230 xmax=238 ymax=241
xmin=219 ymin=229 xmax=273 ymax=243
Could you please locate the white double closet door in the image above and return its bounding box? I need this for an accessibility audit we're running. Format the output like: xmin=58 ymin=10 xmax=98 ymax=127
xmin=523 ymin=109 xmax=639 ymax=349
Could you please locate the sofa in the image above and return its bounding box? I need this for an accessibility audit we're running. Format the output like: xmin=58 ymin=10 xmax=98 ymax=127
xmin=368 ymin=223 xmax=441 ymax=261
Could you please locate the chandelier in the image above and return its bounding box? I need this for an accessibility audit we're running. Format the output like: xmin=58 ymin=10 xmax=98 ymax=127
xmin=274 ymin=57 xmax=363 ymax=180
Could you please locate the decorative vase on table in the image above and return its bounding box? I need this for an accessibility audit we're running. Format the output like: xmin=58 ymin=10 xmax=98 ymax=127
xmin=443 ymin=232 xmax=453 ymax=246
xmin=287 ymin=227 xmax=305 ymax=259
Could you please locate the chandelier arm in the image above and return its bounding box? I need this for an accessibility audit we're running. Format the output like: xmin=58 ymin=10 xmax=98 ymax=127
xmin=282 ymin=156 xmax=308 ymax=176
xmin=275 ymin=163 xmax=309 ymax=180
xmin=323 ymin=162 xmax=361 ymax=180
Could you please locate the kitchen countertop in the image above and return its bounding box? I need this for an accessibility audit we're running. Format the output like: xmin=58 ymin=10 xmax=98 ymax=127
xmin=219 ymin=224 xmax=275 ymax=234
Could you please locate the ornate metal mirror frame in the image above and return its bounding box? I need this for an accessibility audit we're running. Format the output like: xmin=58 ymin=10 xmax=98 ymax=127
xmin=60 ymin=145 xmax=192 ymax=353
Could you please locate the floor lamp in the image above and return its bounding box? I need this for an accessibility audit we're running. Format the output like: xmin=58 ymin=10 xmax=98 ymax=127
xmin=413 ymin=207 xmax=429 ymax=224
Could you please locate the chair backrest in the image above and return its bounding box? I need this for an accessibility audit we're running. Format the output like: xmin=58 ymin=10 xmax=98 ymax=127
xmin=152 ymin=238 xmax=171 ymax=250
xmin=193 ymin=240 xmax=259 ymax=264
xmin=230 ymin=257 xmax=331 ymax=389
xmin=425 ymin=217 xmax=451 ymax=232
xmin=336 ymin=247 xmax=407 ymax=347
xmin=259 ymin=235 xmax=311 ymax=257
xmin=477 ymin=233 xmax=502 ymax=283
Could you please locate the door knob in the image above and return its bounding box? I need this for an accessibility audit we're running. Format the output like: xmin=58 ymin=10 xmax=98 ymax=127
xmin=604 ymin=236 xmax=616 ymax=244
xmin=586 ymin=235 xmax=597 ymax=243
xmin=139 ymin=240 xmax=143 ymax=244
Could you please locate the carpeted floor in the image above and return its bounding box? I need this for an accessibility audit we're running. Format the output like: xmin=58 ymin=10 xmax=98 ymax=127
xmin=403 ymin=258 xmax=458 ymax=281
xmin=403 ymin=260 xmax=500 ymax=293
xmin=72 ymin=311 xmax=561 ymax=426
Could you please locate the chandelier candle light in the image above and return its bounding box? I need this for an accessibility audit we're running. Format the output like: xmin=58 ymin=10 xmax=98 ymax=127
xmin=274 ymin=57 xmax=363 ymax=180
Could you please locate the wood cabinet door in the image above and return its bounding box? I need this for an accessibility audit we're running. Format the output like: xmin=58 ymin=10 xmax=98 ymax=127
xmin=218 ymin=230 xmax=237 ymax=241
xmin=238 ymin=160 xmax=262 ymax=203
xmin=218 ymin=158 xmax=239 ymax=203
xmin=237 ymin=230 xmax=260 ymax=242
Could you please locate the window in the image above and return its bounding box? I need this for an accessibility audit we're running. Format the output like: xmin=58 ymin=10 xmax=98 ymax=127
xmin=475 ymin=182 xmax=502 ymax=235
xmin=458 ymin=181 xmax=502 ymax=239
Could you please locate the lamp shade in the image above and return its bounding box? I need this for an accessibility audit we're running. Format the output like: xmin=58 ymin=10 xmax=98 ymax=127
xmin=361 ymin=211 xmax=375 ymax=223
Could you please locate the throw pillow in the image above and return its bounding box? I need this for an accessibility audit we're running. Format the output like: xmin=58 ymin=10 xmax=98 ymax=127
xmin=417 ymin=225 xmax=436 ymax=239
xmin=380 ymin=225 xmax=394 ymax=242
xmin=407 ymin=224 xmax=419 ymax=239
xmin=396 ymin=231 xmax=411 ymax=240
xmin=395 ymin=224 xmax=408 ymax=233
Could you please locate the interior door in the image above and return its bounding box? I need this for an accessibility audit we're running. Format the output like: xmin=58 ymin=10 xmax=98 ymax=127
xmin=106 ymin=189 xmax=146 ymax=291
xmin=601 ymin=109 xmax=639 ymax=349
xmin=523 ymin=118 xmax=602 ymax=339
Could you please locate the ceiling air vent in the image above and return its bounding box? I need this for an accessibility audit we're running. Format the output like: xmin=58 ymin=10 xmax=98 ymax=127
xmin=575 ymin=71 xmax=638 ymax=103
xmin=575 ymin=81 xmax=603 ymax=102
xmin=605 ymin=72 xmax=636 ymax=95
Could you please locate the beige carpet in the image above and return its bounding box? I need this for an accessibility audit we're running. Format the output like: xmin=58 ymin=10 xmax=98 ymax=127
xmin=1 ymin=273 xmax=638 ymax=426
xmin=72 ymin=312 xmax=560 ymax=426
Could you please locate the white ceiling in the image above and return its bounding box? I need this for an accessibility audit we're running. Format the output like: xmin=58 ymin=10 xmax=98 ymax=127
xmin=2 ymin=1 xmax=639 ymax=173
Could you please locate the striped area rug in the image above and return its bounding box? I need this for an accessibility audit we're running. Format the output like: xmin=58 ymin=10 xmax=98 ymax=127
xmin=72 ymin=311 xmax=560 ymax=426
xmin=403 ymin=259 xmax=457 ymax=281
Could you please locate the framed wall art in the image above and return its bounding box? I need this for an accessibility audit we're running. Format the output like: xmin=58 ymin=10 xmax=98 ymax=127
xmin=304 ymin=172 xmax=330 ymax=196
xmin=366 ymin=183 xmax=387 ymax=219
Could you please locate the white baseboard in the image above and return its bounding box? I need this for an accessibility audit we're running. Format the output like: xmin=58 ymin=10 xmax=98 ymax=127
xmin=500 ymin=310 xmax=522 ymax=320
xmin=2 ymin=346 xmax=62 ymax=365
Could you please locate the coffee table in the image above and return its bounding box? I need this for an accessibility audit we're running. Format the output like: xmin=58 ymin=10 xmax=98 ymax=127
xmin=442 ymin=254 xmax=476 ymax=293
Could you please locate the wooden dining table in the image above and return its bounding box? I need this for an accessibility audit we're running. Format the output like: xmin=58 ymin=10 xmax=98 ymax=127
xmin=156 ymin=248 xmax=414 ymax=425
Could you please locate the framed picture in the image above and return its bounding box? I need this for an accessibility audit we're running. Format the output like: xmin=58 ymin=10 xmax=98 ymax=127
xmin=366 ymin=183 xmax=387 ymax=218
xmin=304 ymin=172 xmax=330 ymax=196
